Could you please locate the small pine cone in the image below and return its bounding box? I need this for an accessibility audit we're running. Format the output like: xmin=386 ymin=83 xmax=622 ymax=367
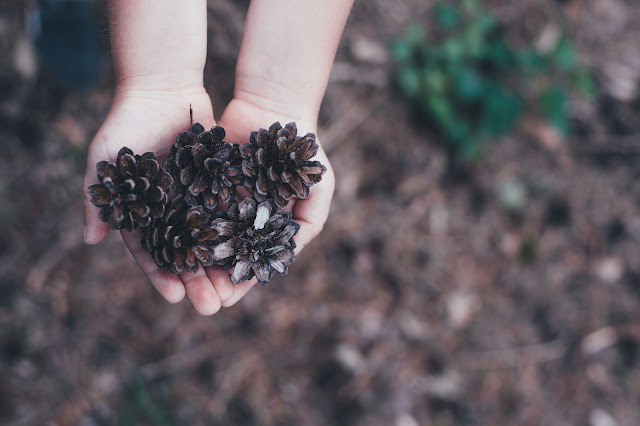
xmin=164 ymin=123 xmax=244 ymax=211
xmin=240 ymin=122 xmax=327 ymax=208
xmin=209 ymin=198 xmax=299 ymax=286
xmin=88 ymin=147 xmax=172 ymax=231
xmin=141 ymin=195 xmax=219 ymax=274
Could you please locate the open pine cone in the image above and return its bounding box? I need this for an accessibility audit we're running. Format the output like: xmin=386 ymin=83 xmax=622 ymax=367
xmin=209 ymin=197 xmax=299 ymax=286
xmin=164 ymin=123 xmax=244 ymax=211
xmin=88 ymin=147 xmax=172 ymax=231
xmin=141 ymin=195 xmax=219 ymax=274
xmin=240 ymin=122 xmax=327 ymax=208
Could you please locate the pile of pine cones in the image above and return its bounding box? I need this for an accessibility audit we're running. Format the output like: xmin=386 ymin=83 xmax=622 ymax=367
xmin=88 ymin=122 xmax=326 ymax=286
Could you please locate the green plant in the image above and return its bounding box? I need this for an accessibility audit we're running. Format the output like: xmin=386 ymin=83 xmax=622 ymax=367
xmin=390 ymin=0 xmax=594 ymax=159
xmin=110 ymin=376 xmax=174 ymax=426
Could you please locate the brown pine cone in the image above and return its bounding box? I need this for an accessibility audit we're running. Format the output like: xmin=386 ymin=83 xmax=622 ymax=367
xmin=164 ymin=123 xmax=244 ymax=211
xmin=240 ymin=122 xmax=327 ymax=208
xmin=209 ymin=197 xmax=299 ymax=286
xmin=88 ymin=147 xmax=172 ymax=231
xmin=141 ymin=195 xmax=219 ymax=274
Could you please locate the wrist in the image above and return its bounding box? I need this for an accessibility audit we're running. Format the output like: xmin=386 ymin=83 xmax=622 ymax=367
xmin=106 ymin=86 xmax=215 ymax=138
xmin=232 ymin=75 xmax=320 ymax=132
xmin=109 ymin=0 xmax=207 ymax=94
xmin=114 ymin=73 xmax=205 ymax=97
xmin=222 ymin=97 xmax=318 ymax=135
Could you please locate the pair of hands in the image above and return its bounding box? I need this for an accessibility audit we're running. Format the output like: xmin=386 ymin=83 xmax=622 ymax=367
xmin=83 ymin=85 xmax=334 ymax=315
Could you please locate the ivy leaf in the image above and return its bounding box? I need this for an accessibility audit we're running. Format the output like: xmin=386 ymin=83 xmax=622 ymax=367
xmin=517 ymin=50 xmax=544 ymax=73
xmin=397 ymin=67 xmax=421 ymax=97
xmin=434 ymin=3 xmax=460 ymax=29
xmin=453 ymin=67 xmax=485 ymax=101
xmin=551 ymin=37 xmax=576 ymax=70
xmin=480 ymin=84 xmax=522 ymax=137
xmin=538 ymin=86 xmax=569 ymax=136
xmin=486 ymin=40 xmax=517 ymax=69
xmin=571 ymin=69 xmax=596 ymax=100
xmin=423 ymin=69 xmax=448 ymax=94
xmin=425 ymin=94 xmax=454 ymax=129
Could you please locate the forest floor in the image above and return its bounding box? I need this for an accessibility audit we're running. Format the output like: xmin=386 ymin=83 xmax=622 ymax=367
xmin=2 ymin=0 xmax=640 ymax=425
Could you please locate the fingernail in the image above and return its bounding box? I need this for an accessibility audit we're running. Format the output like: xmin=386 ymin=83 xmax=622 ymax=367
xmin=83 ymin=226 xmax=88 ymax=242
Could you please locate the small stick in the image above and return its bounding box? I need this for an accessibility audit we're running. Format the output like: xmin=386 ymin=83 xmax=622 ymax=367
xmin=189 ymin=103 xmax=193 ymax=126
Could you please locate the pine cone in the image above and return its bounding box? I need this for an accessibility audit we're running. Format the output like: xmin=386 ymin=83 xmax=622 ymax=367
xmin=210 ymin=198 xmax=299 ymax=286
xmin=141 ymin=195 xmax=219 ymax=274
xmin=164 ymin=123 xmax=244 ymax=211
xmin=88 ymin=147 xmax=172 ymax=231
xmin=240 ymin=122 xmax=327 ymax=208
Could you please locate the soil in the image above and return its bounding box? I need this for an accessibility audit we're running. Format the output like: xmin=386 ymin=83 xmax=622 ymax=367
xmin=2 ymin=0 xmax=640 ymax=425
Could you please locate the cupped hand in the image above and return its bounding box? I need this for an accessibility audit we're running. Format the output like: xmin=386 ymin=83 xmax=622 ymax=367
xmin=211 ymin=98 xmax=336 ymax=305
xmin=83 ymin=87 xmax=232 ymax=314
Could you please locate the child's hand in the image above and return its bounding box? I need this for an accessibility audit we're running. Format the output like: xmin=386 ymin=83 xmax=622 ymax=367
xmin=83 ymin=88 xmax=233 ymax=314
xmin=207 ymin=98 xmax=335 ymax=306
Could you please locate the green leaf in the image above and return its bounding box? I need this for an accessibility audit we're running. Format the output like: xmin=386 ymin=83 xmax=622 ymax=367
xmin=551 ymin=37 xmax=577 ymax=70
xmin=538 ymin=86 xmax=569 ymax=135
xmin=425 ymin=95 xmax=454 ymax=128
xmin=445 ymin=121 xmax=470 ymax=144
xmin=517 ymin=50 xmax=544 ymax=73
xmin=571 ymin=68 xmax=596 ymax=100
xmin=434 ymin=3 xmax=460 ymax=29
xmin=480 ymin=84 xmax=522 ymax=137
xmin=404 ymin=24 xmax=426 ymax=46
xmin=460 ymin=138 xmax=483 ymax=159
xmin=441 ymin=38 xmax=466 ymax=65
xmin=453 ymin=67 xmax=485 ymax=101
xmin=486 ymin=41 xmax=517 ymax=69
xmin=397 ymin=67 xmax=422 ymax=97
xmin=423 ymin=69 xmax=448 ymax=94
xmin=461 ymin=13 xmax=494 ymax=58
xmin=390 ymin=40 xmax=414 ymax=63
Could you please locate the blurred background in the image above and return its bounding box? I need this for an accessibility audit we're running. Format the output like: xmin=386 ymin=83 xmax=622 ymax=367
xmin=2 ymin=0 xmax=640 ymax=424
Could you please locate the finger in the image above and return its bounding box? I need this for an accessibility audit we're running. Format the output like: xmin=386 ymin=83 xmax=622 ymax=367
xmin=291 ymin=147 xmax=335 ymax=252
xmin=221 ymin=278 xmax=257 ymax=308
xmin=83 ymin=197 xmax=110 ymax=244
xmin=180 ymin=267 xmax=221 ymax=316
xmin=83 ymin=143 xmax=111 ymax=245
xmin=205 ymin=265 xmax=235 ymax=305
xmin=121 ymin=230 xmax=186 ymax=304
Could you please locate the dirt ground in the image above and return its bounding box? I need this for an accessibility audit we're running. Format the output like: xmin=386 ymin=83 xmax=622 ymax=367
xmin=2 ymin=0 xmax=640 ymax=425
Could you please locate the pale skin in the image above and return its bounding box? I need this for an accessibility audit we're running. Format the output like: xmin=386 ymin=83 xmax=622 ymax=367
xmin=83 ymin=0 xmax=354 ymax=315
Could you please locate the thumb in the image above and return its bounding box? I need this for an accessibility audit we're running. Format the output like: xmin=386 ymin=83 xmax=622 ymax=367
xmin=83 ymin=143 xmax=110 ymax=245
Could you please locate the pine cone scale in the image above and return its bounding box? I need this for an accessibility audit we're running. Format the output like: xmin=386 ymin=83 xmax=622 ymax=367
xmin=230 ymin=259 xmax=252 ymax=284
xmin=88 ymin=184 xmax=111 ymax=205
xmin=192 ymin=144 xmax=209 ymax=167
xmin=202 ymin=191 xmax=217 ymax=210
xmin=118 ymin=153 xmax=136 ymax=175
xmin=189 ymin=170 xmax=208 ymax=195
xmin=286 ymin=176 xmax=304 ymax=198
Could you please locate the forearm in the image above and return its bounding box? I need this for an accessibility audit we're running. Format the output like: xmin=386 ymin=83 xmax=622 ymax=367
xmin=233 ymin=0 xmax=354 ymax=124
xmin=108 ymin=0 xmax=208 ymax=92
